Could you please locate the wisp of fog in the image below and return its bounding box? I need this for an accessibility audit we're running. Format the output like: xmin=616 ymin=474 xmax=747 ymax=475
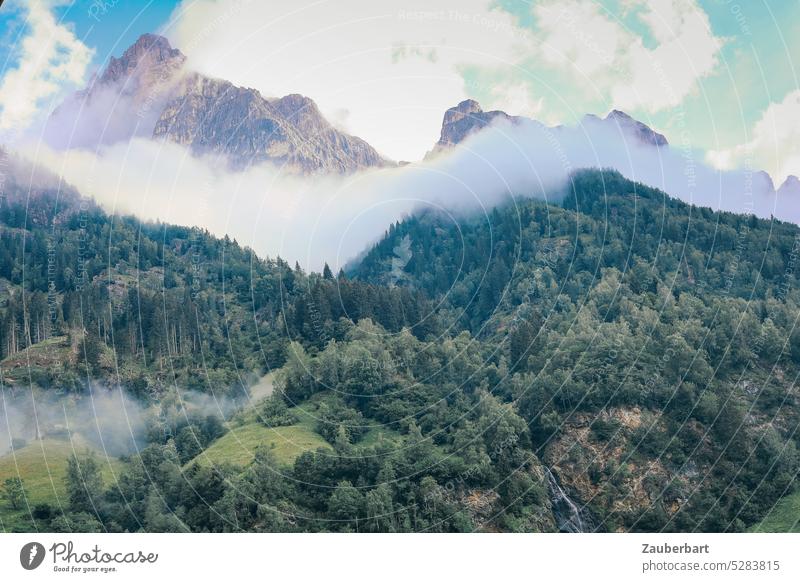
xmin=19 ymin=113 xmax=795 ymax=272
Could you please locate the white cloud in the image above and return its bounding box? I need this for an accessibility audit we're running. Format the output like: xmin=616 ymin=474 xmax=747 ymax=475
xmin=707 ymin=90 xmax=800 ymax=185
xmin=529 ymin=0 xmax=721 ymax=113
xmin=166 ymin=0 xmax=531 ymax=161
xmin=21 ymin=108 xmax=791 ymax=273
xmin=487 ymin=81 xmax=544 ymax=119
xmin=0 ymin=0 xmax=94 ymax=132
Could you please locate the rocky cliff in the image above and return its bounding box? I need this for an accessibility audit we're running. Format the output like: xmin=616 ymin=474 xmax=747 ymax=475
xmin=48 ymin=34 xmax=389 ymax=174
xmin=153 ymin=76 xmax=388 ymax=173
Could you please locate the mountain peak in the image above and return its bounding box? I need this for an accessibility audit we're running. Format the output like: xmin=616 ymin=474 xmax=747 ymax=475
xmin=605 ymin=109 xmax=668 ymax=147
xmin=606 ymin=109 xmax=633 ymax=121
xmin=100 ymin=33 xmax=185 ymax=84
xmin=429 ymin=99 xmax=521 ymax=156
xmin=129 ymin=33 xmax=176 ymax=54
xmin=443 ymin=99 xmax=484 ymax=126
xmin=275 ymin=93 xmax=317 ymax=109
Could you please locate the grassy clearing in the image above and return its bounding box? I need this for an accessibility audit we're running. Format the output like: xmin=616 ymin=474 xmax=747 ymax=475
xmin=199 ymin=389 xmax=401 ymax=469
xmin=359 ymin=426 xmax=402 ymax=447
xmin=194 ymin=422 xmax=332 ymax=468
xmin=0 ymin=438 xmax=123 ymax=531
xmin=751 ymin=491 xmax=800 ymax=532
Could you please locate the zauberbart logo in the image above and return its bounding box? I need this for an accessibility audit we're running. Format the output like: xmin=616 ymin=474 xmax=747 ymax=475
xmin=20 ymin=542 xmax=46 ymax=570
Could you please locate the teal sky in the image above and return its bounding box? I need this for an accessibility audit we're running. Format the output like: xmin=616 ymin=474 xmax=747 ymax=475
xmin=654 ymin=0 xmax=799 ymax=150
xmin=481 ymin=0 xmax=800 ymax=156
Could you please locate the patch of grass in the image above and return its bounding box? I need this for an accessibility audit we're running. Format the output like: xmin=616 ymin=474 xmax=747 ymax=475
xmin=359 ymin=426 xmax=402 ymax=447
xmin=0 ymin=438 xmax=122 ymax=532
xmin=193 ymin=422 xmax=332 ymax=468
xmin=219 ymin=391 xmax=401 ymax=468
xmin=288 ymin=397 xmax=402 ymax=447
xmin=751 ymin=491 xmax=800 ymax=532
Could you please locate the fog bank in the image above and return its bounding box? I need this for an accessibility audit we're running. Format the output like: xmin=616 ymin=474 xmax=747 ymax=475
xmin=18 ymin=115 xmax=795 ymax=272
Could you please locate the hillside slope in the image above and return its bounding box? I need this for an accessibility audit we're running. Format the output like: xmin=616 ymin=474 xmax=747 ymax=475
xmin=352 ymin=169 xmax=800 ymax=531
xmin=2 ymin=167 xmax=799 ymax=532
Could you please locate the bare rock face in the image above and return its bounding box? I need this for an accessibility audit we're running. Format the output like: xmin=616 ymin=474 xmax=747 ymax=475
xmin=153 ymin=78 xmax=389 ymax=173
xmin=428 ymin=100 xmax=521 ymax=157
xmin=48 ymin=34 xmax=388 ymax=174
xmin=428 ymin=100 xmax=668 ymax=159
xmin=152 ymin=74 xmax=297 ymax=167
xmin=604 ymin=110 xmax=668 ymax=147
xmin=272 ymin=94 xmax=387 ymax=170
xmin=99 ymin=33 xmax=185 ymax=86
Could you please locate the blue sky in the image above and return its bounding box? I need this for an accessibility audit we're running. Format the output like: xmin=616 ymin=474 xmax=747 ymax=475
xmin=0 ymin=0 xmax=178 ymax=70
xmin=0 ymin=0 xmax=798 ymax=180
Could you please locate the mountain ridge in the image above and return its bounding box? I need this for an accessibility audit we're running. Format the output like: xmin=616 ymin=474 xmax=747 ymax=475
xmin=47 ymin=34 xmax=390 ymax=174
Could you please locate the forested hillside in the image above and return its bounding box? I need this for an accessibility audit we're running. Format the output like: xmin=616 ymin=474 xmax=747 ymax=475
xmin=0 ymin=180 xmax=433 ymax=396
xmin=2 ymin=169 xmax=799 ymax=533
xmin=353 ymin=169 xmax=800 ymax=531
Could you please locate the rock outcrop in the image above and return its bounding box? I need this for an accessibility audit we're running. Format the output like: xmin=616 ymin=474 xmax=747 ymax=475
xmin=427 ymin=99 xmax=524 ymax=158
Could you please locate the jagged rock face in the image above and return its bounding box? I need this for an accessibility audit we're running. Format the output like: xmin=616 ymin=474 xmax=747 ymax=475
xmin=429 ymin=99 xmax=521 ymax=156
xmin=270 ymin=94 xmax=387 ymax=170
xmin=429 ymin=99 xmax=670 ymax=161
xmin=778 ymin=175 xmax=800 ymax=197
xmin=99 ymin=33 xmax=186 ymax=87
xmin=153 ymin=74 xmax=297 ymax=166
xmin=48 ymin=33 xmax=388 ymax=174
xmin=754 ymin=170 xmax=776 ymax=194
xmin=153 ymin=77 xmax=388 ymax=173
xmin=604 ymin=110 xmax=668 ymax=147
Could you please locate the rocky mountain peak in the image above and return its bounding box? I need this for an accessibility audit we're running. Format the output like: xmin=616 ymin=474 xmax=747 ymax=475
xmin=45 ymin=34 xmax=187 ymax=149
xmin=443 ymin=99 xmax=484 ymax=126
xmin=48 ymin=33 xmax=388 ymax=174
xmin=100 ymin=33 xmax=185 ymax=85
xmin=274 ymin=93 xmax=319 ymax=114
xmin=429 ymin=99 xmax=520 ymax=157
xmin=605 ymin=110 xmax=668 ymax=147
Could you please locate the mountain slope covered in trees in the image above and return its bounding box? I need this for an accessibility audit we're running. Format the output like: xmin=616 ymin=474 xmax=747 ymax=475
xmin=352 ymin=169 xmax=800 ymax=531
xmin=2 ymin=169 xmax=799 ymax=532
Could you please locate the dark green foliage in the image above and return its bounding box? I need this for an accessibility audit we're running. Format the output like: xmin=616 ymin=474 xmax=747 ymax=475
xmin=316 ymin=400 xmax=367 ymax=445
xmin=2 ymin=477 xmax=24 ymax=509
xmin=65 ymin=453 xmax=103 ymax=515
xmin=7 ymin=169 xmax=800 ymax=532
xmin=32 ymin=503 xmax=53 ymax=521
xmin=257 ymin=394 xmax=295 ymax=427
